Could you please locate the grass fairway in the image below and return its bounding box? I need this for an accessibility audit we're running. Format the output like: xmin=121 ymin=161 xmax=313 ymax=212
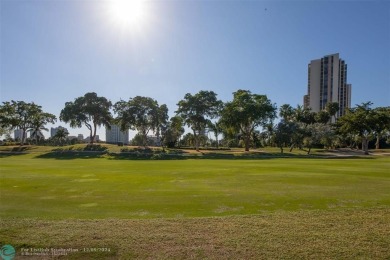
xmin=0 ymin=151 xmax=389 ymax=258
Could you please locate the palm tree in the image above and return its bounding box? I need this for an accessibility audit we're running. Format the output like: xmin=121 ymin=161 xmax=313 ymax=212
xmin=279 ymin=104 xmax=295 ymax=122
xmin=262 ymin=121 xmax=275 ymax=146
xmin=208 ymin=120 xmax=222 ymax=148
xmin=28 ymin=112 xmax=56 ymax=144
xmin=182 ymin=133 xmax=195 ymax=147
xmin=28 ymin=118 xmax=48 ymax=144
xmin=325 ymin=102 xmax=339 ymax=123
xmin=29 ymin=127 xmax=47 ymax=144
xmin=53 ymin=127 xmax=69 ymax=146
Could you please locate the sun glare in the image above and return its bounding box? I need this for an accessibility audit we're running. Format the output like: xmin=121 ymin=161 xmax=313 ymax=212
xmin=109 ymin=0 xmax=147 ymax=29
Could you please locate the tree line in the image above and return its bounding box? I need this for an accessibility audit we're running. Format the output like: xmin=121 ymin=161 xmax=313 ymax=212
xmin=1 ymin=90 xmax=389 ymax=154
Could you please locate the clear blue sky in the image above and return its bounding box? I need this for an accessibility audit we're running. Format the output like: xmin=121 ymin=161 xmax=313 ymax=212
xmin=1 ymin=0 xmax=389 ymax=139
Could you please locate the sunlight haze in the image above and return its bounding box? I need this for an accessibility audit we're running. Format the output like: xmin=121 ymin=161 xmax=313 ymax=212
xmin=107 ymin=0 xmax=149 ymax=31
xmin=1 ymin=0 xmax=389 ymax=140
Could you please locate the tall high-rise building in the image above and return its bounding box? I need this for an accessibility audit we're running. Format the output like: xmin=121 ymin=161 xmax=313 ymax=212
xmin=106 ymin=125 xmax=129 ymax=144
xmin=303 ymin=53 xmax=352 ymax=119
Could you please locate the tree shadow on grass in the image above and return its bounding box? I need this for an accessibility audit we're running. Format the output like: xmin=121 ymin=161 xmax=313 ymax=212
xmin=34 ymin=151 xmax=107 ymax=160
xmin=11 ymin=146 xmax=33 ymax=152
xmin=0 ymin=146 xmax=33 ymax=157
xmin=107 ymin=152 xmax=367 ymax=160
xmin=31 ymin=150 xmax=375 ymax=161
xmin=195 ymin=152 xmax=375 ymax=160
xmin=107 ymin=152 xmax=187 ymax=160
xmin=0 ymin=152 xmax=28 ymax=158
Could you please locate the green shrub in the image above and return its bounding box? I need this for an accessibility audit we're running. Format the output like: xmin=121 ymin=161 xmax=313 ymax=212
xmin=83 ymin=144 xmax=108 ymax=151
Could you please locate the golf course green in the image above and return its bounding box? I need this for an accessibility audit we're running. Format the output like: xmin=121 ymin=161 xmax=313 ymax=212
xmin=0 ymin=148 xmax=389 ymax=259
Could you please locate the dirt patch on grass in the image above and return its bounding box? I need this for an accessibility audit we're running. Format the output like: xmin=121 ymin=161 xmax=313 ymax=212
xmin=1 ymin=209 xmax=389 ymax=259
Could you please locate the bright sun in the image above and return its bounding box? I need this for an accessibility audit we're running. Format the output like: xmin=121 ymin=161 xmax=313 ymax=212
xmin=109 ymin=0 xmax=147 ymax=29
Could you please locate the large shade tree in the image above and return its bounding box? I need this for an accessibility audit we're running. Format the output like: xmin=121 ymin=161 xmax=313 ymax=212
xmin=371 ymin=106 xmax=390 ymax=149
xmin=337 ymin=102 xmax=377 ymax=154
xmin=0 ymin=100 xmax=56 ymax=145
xmin=303 ymin=123 xmax=335 ymax=154
xmin=220 ymin=90 xmax=276 ymax=151
xmin=274 ymin=120 xmax=295 ymax=153
xmin=60 ymin=92 xmax=112 ymax=144
xmin=176 ymin=90 xmax=222 ymax=151
xmin=114 ymin=96 xmax=168 ymax=147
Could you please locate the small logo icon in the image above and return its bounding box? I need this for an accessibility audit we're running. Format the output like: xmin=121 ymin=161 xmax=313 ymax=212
xmin=0 ymin=245 xmax=15 ymax=260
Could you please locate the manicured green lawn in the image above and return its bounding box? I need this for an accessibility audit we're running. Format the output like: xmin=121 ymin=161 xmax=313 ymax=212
xmin=1 ymin=154 xmax=389 ymax=219
xmin=1 ymin=152 xmax=389 ymax=259
xmin=2 ymin=209 xmax=389 ymax=259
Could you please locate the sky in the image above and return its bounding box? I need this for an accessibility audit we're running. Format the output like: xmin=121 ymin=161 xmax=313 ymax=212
xmin=1 ymin=0 xmax=389 ymax=140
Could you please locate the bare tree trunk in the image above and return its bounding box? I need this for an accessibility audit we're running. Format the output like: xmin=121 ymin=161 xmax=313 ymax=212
xmin=244 ymin=135 xmax=250 ymax=152
xmin=362 ymin=137 xmax=369 ymax=155
xmin=85 ymin=123 xmax=93 ymax=144
xmin=89 ymin=129 xmax=93 ymax=144
xmin=92 ymin=123 xmax=97 ymax=144
xmin=194 ymin=131 xmax=200 ymax=151
xmin=20 ymin=128 xmax=27 ymax=146
xmin=376 ymin=135 xmax=380 ymax=149
xmin=142 ymin=130 xmax=147 ymax=147
xmin=195 ymin=138 xmax=200 ymax=151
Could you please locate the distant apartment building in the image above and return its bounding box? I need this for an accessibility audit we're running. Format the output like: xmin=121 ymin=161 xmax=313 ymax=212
xmin=77 ymin=134 xmax=84 ymax=141
xmin=303 ymin=53 xmax=352 ymax=119
xmin=50 ymin=126 xmax=68 ymax=137
xmin=106 ymin=125 xmax=129 ymax=144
